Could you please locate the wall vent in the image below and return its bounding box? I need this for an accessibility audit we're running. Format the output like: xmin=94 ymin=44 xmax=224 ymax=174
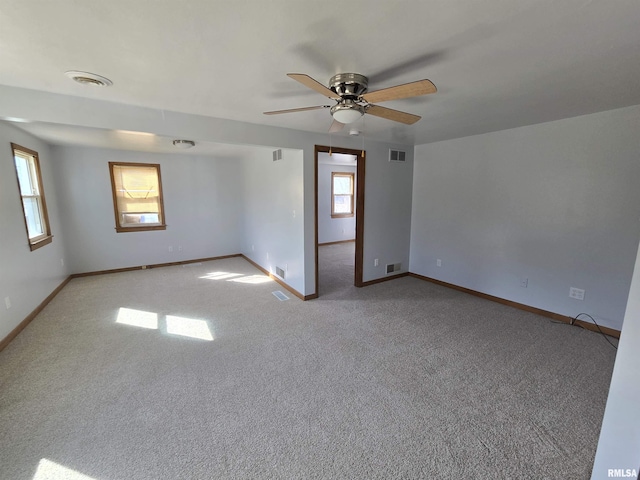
xmin=386 ymin=262 xmax=402 ymax=274
xmin=389 ymin=149 xmax=406 ymax=162
xmin=275 ymin=266 xmax=285 ymax=279
xmin=273 ymin=149 xmax=283 ymax=161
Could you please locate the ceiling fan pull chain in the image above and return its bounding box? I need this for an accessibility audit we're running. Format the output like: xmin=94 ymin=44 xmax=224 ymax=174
xmin=361 ymin=115 xmax=365 ymax=156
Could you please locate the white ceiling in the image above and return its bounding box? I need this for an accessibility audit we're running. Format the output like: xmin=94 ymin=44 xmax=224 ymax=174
xmin=1 ymin=0 xmax=640 ymax=146
xmin=3 ymin=120 xmax=277 ymax=158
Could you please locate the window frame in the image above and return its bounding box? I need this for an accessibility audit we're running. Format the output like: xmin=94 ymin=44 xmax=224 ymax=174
xmin=11 ymin=143 xmax=53 ymax=251
xmin=331 ymin=171 xmax=355 ymax=218
xmin=108 ymin=162 xmax=167 ymax=233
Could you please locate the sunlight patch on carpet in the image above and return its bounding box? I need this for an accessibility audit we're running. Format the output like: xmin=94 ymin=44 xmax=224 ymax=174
xmin=166 ymin=315 xmax=214 ymax=341
xmin=229 ymin=274 xmax=273 ymax=284
xmin=199 ymin=271 xmax=244 ymax=280
xmin=116 ymin=307 xmax=158 ymax=330
xmin=33 ymin=458 xmax=98 ymax=480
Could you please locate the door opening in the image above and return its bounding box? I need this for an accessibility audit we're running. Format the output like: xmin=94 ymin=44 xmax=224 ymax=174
xmin=314 ymin=145 xmax=365 ymax=296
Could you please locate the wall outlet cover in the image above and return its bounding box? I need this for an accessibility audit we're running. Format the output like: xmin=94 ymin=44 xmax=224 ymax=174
xmin=569 ymin=287 xmax=585 ymax=300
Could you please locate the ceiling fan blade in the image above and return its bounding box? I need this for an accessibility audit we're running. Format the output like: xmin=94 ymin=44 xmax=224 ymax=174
xmin=362 ymin=79 xmax=437 ymax=103
xmin=365 ymin=105 xmax=421 ymax=125
xmin=328 ymin=119 xmax=344 ymax=133
xmin=287 ymin=73 xmax=340 ymax=99
xmin=368 ymin=51 xmax=447 ymax=84
xmin=264 ymin=105 xmax=330 ymax=115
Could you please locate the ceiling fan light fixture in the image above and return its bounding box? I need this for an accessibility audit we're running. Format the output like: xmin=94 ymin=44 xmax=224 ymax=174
xmin=331 ymin=101 xmax=364 ymax=124
xmin=173 ymin=139 xmax=195 ymax=149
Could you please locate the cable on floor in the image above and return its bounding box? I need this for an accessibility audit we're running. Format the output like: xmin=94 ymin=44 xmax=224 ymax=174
xmin=551 ymin=313 xmax=618 ymax=350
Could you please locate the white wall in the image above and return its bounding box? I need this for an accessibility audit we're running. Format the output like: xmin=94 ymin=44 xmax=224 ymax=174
xmin=0 ymin=85 xmax=417 ymax=295
xmin=410 ymin=105 xmax=640 ymax=330
xmin=0 ymin=122 xmax=69 ymax=341
xmin=360 ymin=144 xmax=414 ymax=281
xmin=591 ymin=240 xmax=640 ymax=478
xmin=51 ymin=146 xmax=243 ymax=273
xmin=318 ymin=161 xmax=356 ymax=244
xmin=239 ymin=149 xmax=305 ymax=295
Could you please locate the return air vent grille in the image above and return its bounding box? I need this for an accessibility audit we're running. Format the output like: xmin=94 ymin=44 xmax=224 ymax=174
xmin=386 ymin=262 xmax=402 ymax=274
xmin=275 ymin=266 xmax=285 ymax=279
xmin=389 ymin=149 xmax=406 ymax=162
xmin=273 ymin=149 xmax=283 ymax=161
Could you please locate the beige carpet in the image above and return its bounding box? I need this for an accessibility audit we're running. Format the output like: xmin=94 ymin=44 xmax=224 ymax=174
xmin=0 ymin=244 xmax=616 ymax=479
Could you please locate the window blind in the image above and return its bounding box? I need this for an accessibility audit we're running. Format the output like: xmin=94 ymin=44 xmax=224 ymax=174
xmin=112 ymin=164 xmax=162 ymax=223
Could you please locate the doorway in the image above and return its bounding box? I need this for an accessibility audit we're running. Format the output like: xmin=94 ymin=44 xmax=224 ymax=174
xmin=314 ymin=145 xmax=365 ymax=296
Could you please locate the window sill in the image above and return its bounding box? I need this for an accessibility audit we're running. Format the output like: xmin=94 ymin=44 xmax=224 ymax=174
xmin=115 ymin=225 xmax=167 ymax=233
xmin=29 ymin=235 xmax=53 ymax=251
xmin=331 ymin=214 xmax=354 ymax=219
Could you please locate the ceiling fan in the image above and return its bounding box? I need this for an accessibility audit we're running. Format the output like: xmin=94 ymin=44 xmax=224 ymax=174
xmin=264 ymin=73 xmax=437 ymax=132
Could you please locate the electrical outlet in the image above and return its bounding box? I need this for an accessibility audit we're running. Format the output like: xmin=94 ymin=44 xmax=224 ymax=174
xmin=374 ymin=258 xmax=379 ymax=267
xmin=251 ymin=245 xmax=255 ymax=252
xmin=4 ymin=297 xmax=11 ymax=309
xmin=178 ymin=246 xmax=183 ymax=252
xmin=436 ymin=259 xmax=442 ymax=267
xmin=168 ymin=246 xmax=173 ymax=252
xmin=60 ymin=258 xmax=64 ymax=267
xmin=569 ymin=287 xmax=585 ymax=300
xmin=520 ymin=278 xmax=528 ymax=288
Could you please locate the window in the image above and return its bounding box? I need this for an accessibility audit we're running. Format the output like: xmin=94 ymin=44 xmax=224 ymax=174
xmin=331 ymin=172 xmax=355 ymax=218
xmin=109 ymin=162 xmax=166 ymax=232
xmin=11 ymin=143 xmax=53 ymax=250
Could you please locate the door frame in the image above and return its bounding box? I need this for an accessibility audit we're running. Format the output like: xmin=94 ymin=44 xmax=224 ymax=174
xmin=314 ymin=144 xmax=366 ymax=294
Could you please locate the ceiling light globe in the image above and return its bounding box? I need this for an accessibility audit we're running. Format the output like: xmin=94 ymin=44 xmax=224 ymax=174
xmin=331 ymin=102 xmax=364 ymax=124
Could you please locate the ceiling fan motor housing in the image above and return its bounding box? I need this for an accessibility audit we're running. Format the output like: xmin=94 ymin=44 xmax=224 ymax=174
xmin=329 ymin=73 xmax=368 ymax=124
xmin=330 ymin=73 xmax=368 ymax=99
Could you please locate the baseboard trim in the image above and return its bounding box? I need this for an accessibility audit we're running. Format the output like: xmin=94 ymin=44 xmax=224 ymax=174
xmin=70 ymin=254 xmax=243 ymax=278
xmin=240 ymin=255 xmax=308 ymax=301
xmin=408 ymin=273 xmax=621 ymax=339
xmin=360 ymin=272 xmax=409 ymax=287
xmin=318 ymin=239 xmax=356 ymax=246
xmin=0 ymin=276 xmax=72 ymax=352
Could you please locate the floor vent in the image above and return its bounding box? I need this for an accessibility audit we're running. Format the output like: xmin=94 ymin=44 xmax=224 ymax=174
xmin=276 ymin=266 xmax=285 ymax=279
xmin=273 ymin=149 xmax=283 ymax=161
xmin=272 ymin=291 xmax=289 ymax=301
xmin=386 ymin=262 xmax=402 ymax=274
xmin=389 ymin=149 xmax=406 ymax=162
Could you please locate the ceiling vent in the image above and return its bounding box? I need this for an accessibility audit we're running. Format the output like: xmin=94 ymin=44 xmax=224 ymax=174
xmin=65 ymin=71 xmax=113 ymax=87
xmin=389 ymin=149 xmax=406 ymax=162
xmin=273 ymin=149 xmax=283 ymax=161
xmin=173 ymin=139 xmax=195 ymax=149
